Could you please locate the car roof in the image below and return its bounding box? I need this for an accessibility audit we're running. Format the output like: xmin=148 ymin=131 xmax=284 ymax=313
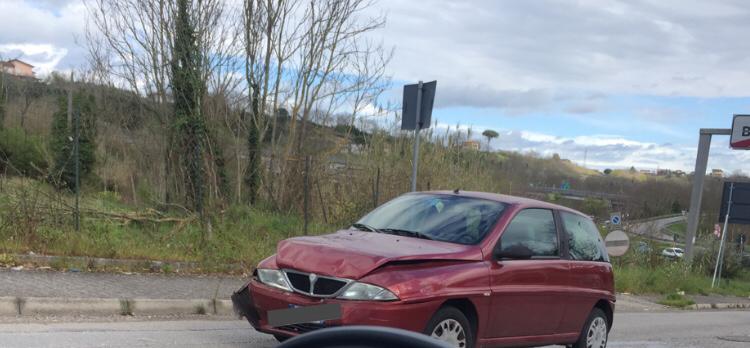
xmin=421 ymin=190 xmax=587 ymax=217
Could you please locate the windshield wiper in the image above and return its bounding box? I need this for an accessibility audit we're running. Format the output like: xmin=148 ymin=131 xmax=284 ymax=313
xmin=379 ymin=228 xmax=434 ymax=241
xmin=351 ymin=223 xmax=381 ymax=233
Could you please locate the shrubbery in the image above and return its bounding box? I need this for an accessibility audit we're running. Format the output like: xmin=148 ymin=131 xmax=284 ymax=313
xmin=0 ymin=127 xmax=47 ymax=176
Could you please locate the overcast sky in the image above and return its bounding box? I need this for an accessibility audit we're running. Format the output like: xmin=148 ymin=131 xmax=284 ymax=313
xmin=2 ymin=0 xmax=750 ymax=173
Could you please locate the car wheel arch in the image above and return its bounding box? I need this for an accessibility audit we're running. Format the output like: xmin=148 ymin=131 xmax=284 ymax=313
xmin=432 ymin=298 xmax=479 ymax=341
xmin=593 ymin=299 xmax=613 ymax=333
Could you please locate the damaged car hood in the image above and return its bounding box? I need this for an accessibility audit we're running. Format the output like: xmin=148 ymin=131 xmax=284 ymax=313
xmin=275 ymin=230 xmax=483 ymax=279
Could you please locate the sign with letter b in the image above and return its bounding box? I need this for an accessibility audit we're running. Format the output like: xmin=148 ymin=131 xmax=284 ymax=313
xmin=731 ymin=115 xmax=750 ymax=149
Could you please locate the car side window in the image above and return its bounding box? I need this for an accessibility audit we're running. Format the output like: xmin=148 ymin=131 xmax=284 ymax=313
xmin=498 ymin=209 xmax=559 ymax=258
xmin=561 ymin=212 xmax=609 ymax=262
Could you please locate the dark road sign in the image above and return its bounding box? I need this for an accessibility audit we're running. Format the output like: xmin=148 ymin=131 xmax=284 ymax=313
xmin=401 ymin=81 xmax=436 ymax=130
xmin=719 ymin=181 xmax=750 ymax=225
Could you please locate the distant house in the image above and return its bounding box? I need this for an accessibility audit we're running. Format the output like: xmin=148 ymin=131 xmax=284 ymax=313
xmin=673 ymin=170 xmax=686 ymax=177
xmin=462 ymin=140 xmax=480 ymax=151
xmin=710 ymin=169 xmax=724 ymax=178
xmin=1 ymin=59 xmax=35 ymax=78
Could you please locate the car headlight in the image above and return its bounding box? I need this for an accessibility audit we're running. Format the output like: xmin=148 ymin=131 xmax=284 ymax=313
xmin=256 ymin=269 xmax=292 ymax=292
xmin=337 ymin=282 xmax=398 ymax=301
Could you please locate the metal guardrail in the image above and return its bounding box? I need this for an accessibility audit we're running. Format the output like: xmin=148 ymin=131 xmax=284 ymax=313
xmin=528 ymin=187 xmax=628 ymax=200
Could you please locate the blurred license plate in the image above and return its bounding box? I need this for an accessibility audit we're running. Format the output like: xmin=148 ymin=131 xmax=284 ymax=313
xmin=268 ymin=303 xmax=341 ymax=327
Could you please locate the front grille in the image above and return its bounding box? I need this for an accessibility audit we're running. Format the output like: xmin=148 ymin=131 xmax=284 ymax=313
xmin=282 ymin=269 xmax=351 ymax=298
xmin=313 ymin=278 xmax=348 ymax=296
xmin=277 ymin=322 xmax=329 ymax=334
xmin=286 ymin=272 xmax=311 ymax=293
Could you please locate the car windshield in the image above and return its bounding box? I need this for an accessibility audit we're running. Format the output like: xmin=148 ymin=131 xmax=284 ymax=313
xmin=356 ymin=194 xmax=507 ymax=245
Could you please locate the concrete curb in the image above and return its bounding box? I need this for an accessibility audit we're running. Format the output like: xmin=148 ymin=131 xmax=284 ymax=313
xmin=0 ymin=297 xmax=234 ymax=317
xmin=689 ymin=302 xmax=750 ymax=310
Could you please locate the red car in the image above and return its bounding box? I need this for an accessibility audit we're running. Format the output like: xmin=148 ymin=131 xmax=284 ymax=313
xmin=233 ymin=191 xmax=615 ymax=348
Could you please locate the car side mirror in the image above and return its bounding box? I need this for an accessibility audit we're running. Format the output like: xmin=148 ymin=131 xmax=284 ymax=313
xmin=494 ymin=244 xmax=534 ymax=260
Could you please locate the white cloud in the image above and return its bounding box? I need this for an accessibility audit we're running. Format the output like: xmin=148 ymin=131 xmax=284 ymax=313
xmin=375 ymin=0 xmax=750 ymax=111
xmin=0 ymin=43 xmax=68 ymax=75
xmin=445 ymin=127 xmax=748 ymax=173
xmin=0 ymin=0 xmax=86 ymax=75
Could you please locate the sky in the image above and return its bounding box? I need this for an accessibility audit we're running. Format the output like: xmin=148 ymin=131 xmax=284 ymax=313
xmin=2 ymin=0 xmax=750 ymax=173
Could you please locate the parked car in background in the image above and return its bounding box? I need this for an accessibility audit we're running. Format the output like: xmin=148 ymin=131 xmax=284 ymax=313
xmin=636 ymin=241 xmax=652 ymax=254
xmin=233 ymin=191 xmax=615 ymax=348
xmin=661 ymin=247 xmax=684 ymax=259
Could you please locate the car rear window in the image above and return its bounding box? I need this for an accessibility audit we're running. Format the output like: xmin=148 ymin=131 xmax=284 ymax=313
xmin=499 ymin=209 xmax=559 ymax=258
xmin=561 ymin=211 xmax=609 ymax=262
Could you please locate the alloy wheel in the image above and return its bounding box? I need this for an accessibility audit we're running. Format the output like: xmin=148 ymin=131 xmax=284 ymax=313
xmin=430 ymin=318 xmax=467 ymax=348
xmin=586 ymin=317 xmax=608 ymax=348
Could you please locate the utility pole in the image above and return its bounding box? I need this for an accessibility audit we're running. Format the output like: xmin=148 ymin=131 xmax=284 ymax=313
xmin=67 ymin=72 xmax=73 ymax=125
xmin=410 ymin=81 xmax=423 ymax=192
xmin=583 ymin=148 xmax=588 ymax=168
xmin=74 ymin=106 xmax=81 ymax=231
xmin=68 ymin=71 xmax=80 ymax=231
xmin=303 ymin=156 xmax=311 ymax=235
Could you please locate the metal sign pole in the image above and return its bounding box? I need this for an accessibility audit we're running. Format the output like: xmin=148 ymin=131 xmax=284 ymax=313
xmin=685 ymin=132 xmax=711 ymax=260
xmin=712 ymin=182 xmax=734 ymax=288
xmin=410 ymin=81 xmax=423 ymax=192
xmin=685 ymin=128 xmax=731 ymax=260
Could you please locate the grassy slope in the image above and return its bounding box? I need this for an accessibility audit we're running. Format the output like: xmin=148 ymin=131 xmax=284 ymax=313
xmin=0 ymin=177 xmax=334 ymax=271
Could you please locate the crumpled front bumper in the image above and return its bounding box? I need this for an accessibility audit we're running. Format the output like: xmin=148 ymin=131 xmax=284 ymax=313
xmin=232 ymin=279 xmax=440 ymax=338
xmin=231 ymin=283 xmax=261 ymax=328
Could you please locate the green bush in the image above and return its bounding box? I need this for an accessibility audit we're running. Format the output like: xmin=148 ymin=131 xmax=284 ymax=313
xmin=0 ymin=127 xmax=47 ymax=176
xmin=691 ymin=239 xmax=745 ymax=279
xmin=658 ymin=293 xmax=695 ymax=308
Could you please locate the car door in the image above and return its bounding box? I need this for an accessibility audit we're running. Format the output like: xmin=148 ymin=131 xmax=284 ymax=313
xmin=559 ymin=211 xmax=613 ymax=334
xmin=487 ymin=208 xmax=569 ymax=338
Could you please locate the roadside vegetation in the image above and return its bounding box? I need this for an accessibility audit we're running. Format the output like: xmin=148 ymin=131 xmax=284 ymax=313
xmin=612 ymin=237 xmax=750 ymax=298
xmin=657 ymin=293 xmax=695 ymax=308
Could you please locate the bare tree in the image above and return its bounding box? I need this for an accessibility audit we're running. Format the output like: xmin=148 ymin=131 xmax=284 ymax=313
xmin=255 ymin=0 xmax=391 ymax=208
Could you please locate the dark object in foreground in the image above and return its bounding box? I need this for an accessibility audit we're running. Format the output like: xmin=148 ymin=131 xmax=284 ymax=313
xmin=277 ymin=326 xmax=452 ymax=348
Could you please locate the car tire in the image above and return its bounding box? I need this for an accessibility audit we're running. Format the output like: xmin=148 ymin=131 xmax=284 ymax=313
xmin=423 ymin=306 xmax=474 ymax=348
xmin=274 ymin=334 xmax=290 ymax=343
xmin=571 ymin=308 xmax=609 ymax=348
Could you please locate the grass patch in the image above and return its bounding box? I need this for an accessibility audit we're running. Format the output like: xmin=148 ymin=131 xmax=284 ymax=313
xmin=0 ymin=178 xmax=338 ymax=272
xmin=615 ymin=264 xmax=750 ymax=297
xmin=194 ymin=304 xmax=207 ymax=315
xmin=666 ymin=222 xmax=686 ymax=237
xmin=0 ymin=207 xmax=334 ymax=271
xmin=658 ymin=293 xmax=695 ymax=308
xmin=119 ymin=299 xmax=134 ymax=316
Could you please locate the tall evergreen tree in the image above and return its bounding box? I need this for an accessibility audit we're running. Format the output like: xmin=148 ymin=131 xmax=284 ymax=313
xmin=49 ymin=93 xmax=96 ymax=190
xmin=172 ymin=0 xmax=206 ymax=215
xmin=244 ymin=83 xmax=261 ymax=205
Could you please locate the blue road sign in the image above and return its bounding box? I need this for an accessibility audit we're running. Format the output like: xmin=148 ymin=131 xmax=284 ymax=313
xmin=610 ymin=214 xmax=622 ymax=225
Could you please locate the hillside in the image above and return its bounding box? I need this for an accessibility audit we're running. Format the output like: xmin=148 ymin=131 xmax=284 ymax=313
xmin=0 ymin=72 xmax=735 ymax=268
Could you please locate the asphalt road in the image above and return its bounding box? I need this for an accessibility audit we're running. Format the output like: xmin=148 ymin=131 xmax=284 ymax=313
xmin=0 ymin=310 xmax=748 ymax=348
xmin=627 ymin=215 xmax=687 ymax=242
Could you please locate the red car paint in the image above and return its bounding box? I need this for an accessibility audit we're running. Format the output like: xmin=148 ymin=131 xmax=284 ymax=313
xmin=233 ymin=191 xmax=615 ymax=348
